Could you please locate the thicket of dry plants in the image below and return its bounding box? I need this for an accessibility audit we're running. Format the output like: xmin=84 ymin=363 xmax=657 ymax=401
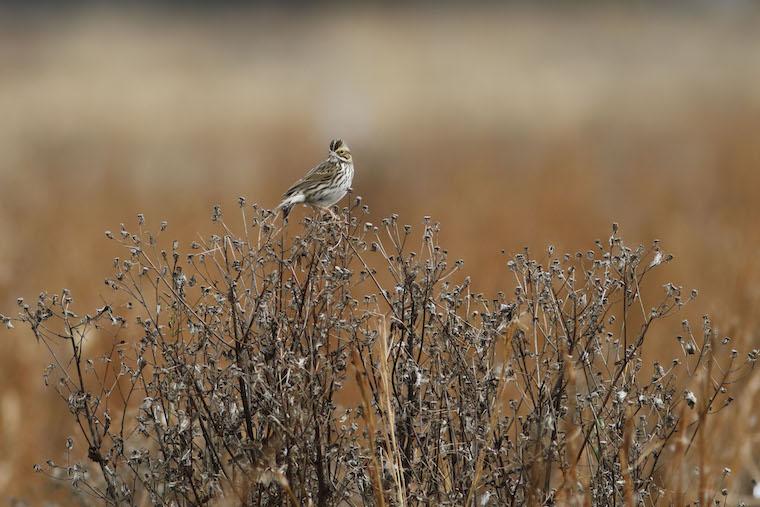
xmin=3 ymin=198 xmax=757 ymax=506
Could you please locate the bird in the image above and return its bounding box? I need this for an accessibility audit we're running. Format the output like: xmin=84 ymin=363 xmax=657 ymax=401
xmin=277 ymin=139 xmax=354 ymax=220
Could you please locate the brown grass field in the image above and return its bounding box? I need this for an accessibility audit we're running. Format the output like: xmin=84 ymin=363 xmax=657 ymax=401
xmin=0 ymin=4 xmax=759 ymax=504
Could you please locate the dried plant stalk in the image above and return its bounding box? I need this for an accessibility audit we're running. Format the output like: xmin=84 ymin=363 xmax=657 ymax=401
xmin=4 ymin=201 xmax=757 ymax=506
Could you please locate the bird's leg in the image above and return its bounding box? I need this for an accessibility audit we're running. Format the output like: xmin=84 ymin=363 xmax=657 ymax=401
xmin=324 ymin=207 xmax=339 ymax=221
xmin=309 ymin=206 xmax=332 ymax=223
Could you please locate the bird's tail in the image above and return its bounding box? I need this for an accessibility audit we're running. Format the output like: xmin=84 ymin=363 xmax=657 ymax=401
xmin=279 ymin=203 xmax=293 ymax=220
xmin=276 ymin=193 xmax=304 ymax=222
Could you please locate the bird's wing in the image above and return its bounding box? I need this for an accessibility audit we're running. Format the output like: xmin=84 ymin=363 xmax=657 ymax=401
xmin=283 ymin=159 xmax=335 ymax=197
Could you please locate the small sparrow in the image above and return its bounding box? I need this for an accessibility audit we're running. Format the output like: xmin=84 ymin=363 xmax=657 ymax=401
xmin=277 ymin=139 xmax=354 ymax=220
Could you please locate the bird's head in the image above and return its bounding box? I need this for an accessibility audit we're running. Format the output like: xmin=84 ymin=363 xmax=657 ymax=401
xmin=329 ymin=139 xmax=352 ymax=163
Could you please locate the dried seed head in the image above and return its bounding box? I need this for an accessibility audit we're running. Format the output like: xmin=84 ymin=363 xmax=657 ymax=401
xmin=684 ymin=390 xmax=697 ymax=408
xmin=211 ymin=205 xmax=222 ymax=222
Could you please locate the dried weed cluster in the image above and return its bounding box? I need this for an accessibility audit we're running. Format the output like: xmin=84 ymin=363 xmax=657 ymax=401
xmin=6 ymin=199 xmax=757 ymax=506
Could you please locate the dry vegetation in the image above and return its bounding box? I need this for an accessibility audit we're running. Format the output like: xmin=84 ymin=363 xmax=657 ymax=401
xmin=7 ymin=203 xmax=758 ymax=505
xmin=1 ymin=4 xmax=760 ymax=505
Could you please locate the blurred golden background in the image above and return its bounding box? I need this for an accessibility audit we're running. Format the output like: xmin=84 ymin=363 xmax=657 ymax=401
xmin=1 ymin=2 xmax=760 ymax=503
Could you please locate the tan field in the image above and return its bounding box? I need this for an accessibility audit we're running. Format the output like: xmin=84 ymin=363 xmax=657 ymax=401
xmin=1 ymin=4 xmax=759 ymax=504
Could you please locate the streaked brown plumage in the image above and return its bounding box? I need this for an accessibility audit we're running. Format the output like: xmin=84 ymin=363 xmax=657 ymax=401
xmin=278 ymin=139 xmax=354 ymax=220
